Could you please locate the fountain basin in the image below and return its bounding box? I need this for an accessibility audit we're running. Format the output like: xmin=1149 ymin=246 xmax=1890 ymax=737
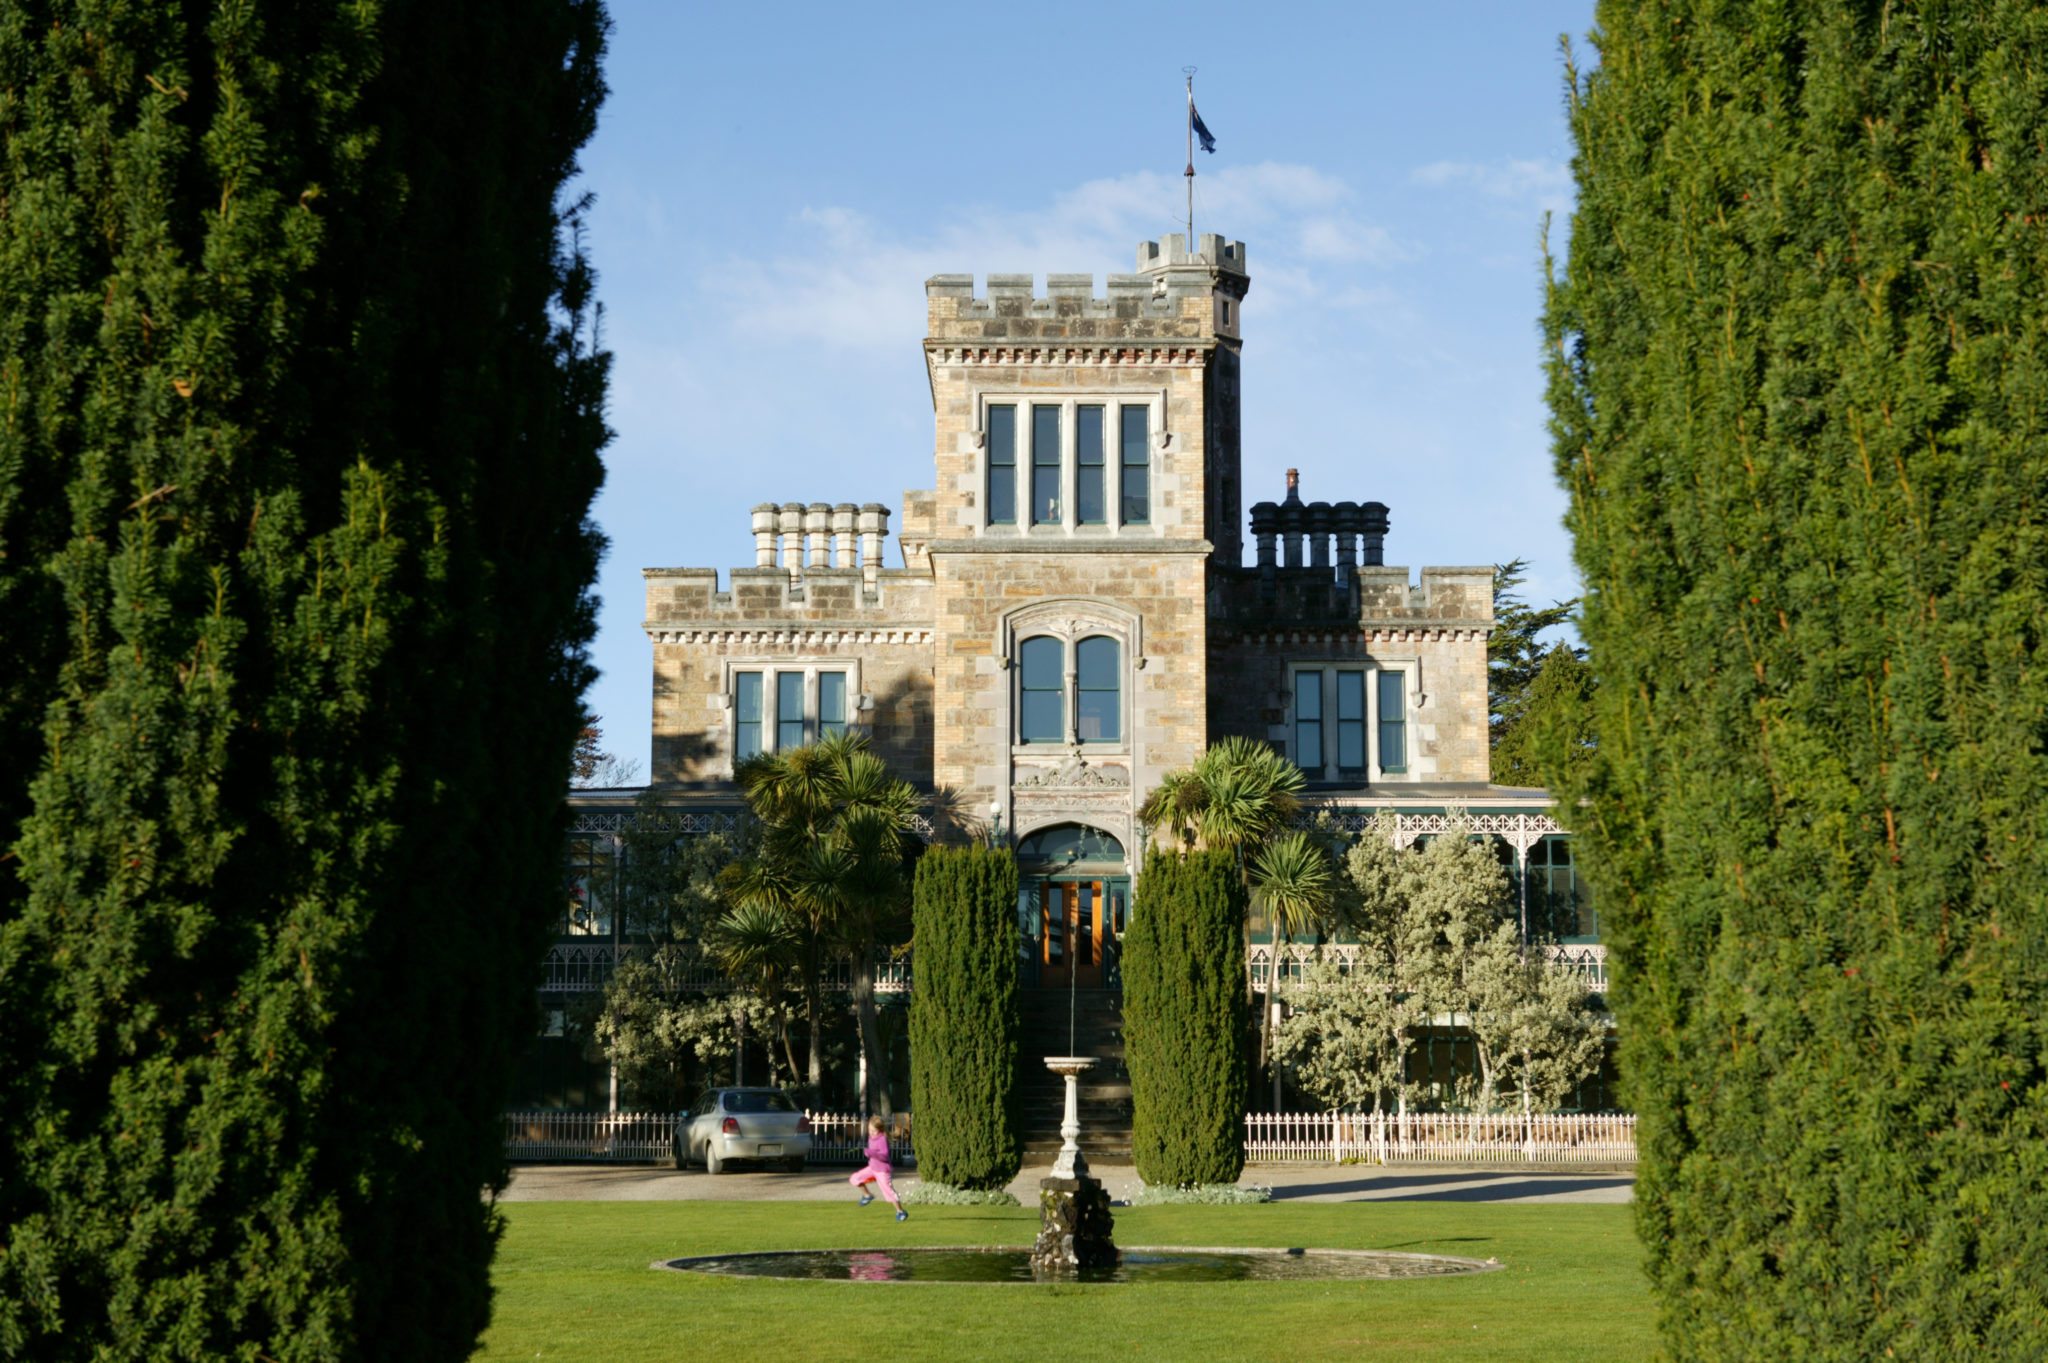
xmin=657 ymin=1245 xmax=1502 ymax=1283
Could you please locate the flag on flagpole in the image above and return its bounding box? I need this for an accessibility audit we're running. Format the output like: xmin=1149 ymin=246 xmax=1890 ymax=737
xmin=1191 ymin=103 xmax=1216 ymax=154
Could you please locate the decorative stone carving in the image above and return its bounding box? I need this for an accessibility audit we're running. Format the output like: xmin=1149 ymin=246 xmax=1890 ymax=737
xmin=1016 ymin=750 xmax=1130 ymax=789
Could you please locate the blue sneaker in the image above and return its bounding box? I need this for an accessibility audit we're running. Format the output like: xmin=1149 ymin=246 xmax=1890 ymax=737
xmin=895 ymin=1209 xmax=909 ymax=1222
xmin=858 ymin=1192 xmax=873 ymax=1207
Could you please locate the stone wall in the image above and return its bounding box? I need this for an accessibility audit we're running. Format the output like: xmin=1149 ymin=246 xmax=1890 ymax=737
xmin=1207 ymin=565 xmax=1494 ymax=785
xmin=930 ymin=545 xmax=1210 ymax=860
xmin=645 ymin=565 xmax=935 ymax=785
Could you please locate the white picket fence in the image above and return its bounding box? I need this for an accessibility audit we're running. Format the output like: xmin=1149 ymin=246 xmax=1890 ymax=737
xmin=503 ymin=1110 xmax=677 ymax=1162
xmin=1244 ymin=1110 xmax=1636 ymax=1165
xmin=502 ymin=1109 xmax=913 ymax=1166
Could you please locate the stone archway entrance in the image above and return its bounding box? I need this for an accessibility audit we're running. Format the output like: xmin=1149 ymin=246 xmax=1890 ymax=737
xmin=1016 ymin=824 xmax=1130 ymax=991
xmin=1014 ymin=822 xmax=1133 ymax=1157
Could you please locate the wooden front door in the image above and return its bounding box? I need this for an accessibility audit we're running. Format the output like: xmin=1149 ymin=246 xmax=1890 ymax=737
xmin=1040 ymin=880 xmax=1105 ymax=989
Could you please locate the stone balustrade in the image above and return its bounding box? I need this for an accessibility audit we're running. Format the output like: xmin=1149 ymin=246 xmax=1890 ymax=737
xmin=1248 ymin=468 xmax=1390 ymax=584
xmin=751 ymin=502 xmax=890 ymax=585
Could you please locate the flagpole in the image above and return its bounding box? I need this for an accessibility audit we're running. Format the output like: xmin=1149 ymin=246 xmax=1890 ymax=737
xmin=1184 ymin=66 xmax=1197 ymax=243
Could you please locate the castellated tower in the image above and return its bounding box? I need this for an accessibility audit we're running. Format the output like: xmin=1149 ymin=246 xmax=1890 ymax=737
xmin=915 ymin=232 xmax=1250 ymax=856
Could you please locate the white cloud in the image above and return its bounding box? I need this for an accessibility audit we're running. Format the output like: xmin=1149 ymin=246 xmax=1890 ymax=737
xmin=702 ymin=162 xmax=1408 ymax=352
xmin=1412 ymin=157 xmax=1574 ymax=218
xmin=1296 ymin=215 xmax=1408 ymax=266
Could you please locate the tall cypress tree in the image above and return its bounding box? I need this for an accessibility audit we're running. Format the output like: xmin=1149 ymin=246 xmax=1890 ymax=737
xmin=0 ymin=2 xmax=608 ymax=1357
xmin=1123 ymin=847 xmax=1248 ymax=1187
xmin=1547 ymin=4 xmax=2048 ymax=1356
xmin=907 ymin=845 xmax=1021 ymax=1189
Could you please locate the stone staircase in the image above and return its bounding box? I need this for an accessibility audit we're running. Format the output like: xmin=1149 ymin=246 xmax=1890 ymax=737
xmin=1017 ymin=988 xmax=1131 ymax=1160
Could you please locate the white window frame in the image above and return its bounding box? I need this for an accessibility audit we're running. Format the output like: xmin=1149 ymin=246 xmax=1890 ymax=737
xmin=973 ymin=388 xmax=1167 ymax=535
xmin=719 ymin=660 xmax=863 ymax=772
xmin=1285 ymin=659 xmax=1414 ymax=782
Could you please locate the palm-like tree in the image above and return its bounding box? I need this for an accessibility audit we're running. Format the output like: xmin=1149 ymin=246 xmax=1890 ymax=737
xmin=1249 ymin=829 xmax=1336 ymax=1076
xmin=707 ymin=901 xmax=803 ymax=1085
xmin=1138 ymin=735 xmax=1305 ymax=853
xmin=734 ymin=731 xmax=918 ymax=1111
xmin=1141 ymin=736 xmax=1314 ymax=1100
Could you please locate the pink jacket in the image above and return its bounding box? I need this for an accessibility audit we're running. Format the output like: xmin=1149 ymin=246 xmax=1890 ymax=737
xmin=864 ymin=1131 xmax=892 ymax=1169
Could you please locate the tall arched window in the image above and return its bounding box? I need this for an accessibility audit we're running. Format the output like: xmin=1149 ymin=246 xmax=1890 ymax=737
xmin=1075 ymin=636 xmax=1121 ymax=743
xmin=1018 ymin=637 xmax=1065 ymax=744
xmin=1015 ymin=634 xmax=1123 ymax=745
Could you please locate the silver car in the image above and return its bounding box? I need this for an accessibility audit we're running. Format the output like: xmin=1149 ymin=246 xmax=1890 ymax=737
xmin=674 ymin=1087 xmax=812 ymax=1174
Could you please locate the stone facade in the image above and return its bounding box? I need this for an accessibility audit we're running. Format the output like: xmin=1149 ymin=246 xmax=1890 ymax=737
xmin=645 ymin=232 xmax=1497 ymax=864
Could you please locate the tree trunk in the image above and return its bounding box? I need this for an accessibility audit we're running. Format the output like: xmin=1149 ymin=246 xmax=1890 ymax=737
xmin=798 ymin=934 xmax=826 ymax=1100
xmin=803 ymin=977 xmax=824 ymax=1099
xmin=852 ymin=951 xmax=888 ymax=1119
xmin=1257 ymin=919 xmax=1283 ymax=1075
xmin=777 ymin=1003 xmax=801 ymax=1088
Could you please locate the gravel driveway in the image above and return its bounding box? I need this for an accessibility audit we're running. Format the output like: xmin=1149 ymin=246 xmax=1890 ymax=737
xmin=499 ymin=1162 xmax=1633 ymax=1205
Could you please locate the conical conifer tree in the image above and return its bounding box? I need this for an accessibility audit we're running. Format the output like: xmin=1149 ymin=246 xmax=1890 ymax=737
xmin=0 ymin=2 xmax=609 ymax=1356
xmin=1546 ymin=4 xmax=2048 ymax=1356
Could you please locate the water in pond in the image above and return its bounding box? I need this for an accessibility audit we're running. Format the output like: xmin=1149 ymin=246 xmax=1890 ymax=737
xmin=660 ymin=1246 xmax=1500 ymax=1284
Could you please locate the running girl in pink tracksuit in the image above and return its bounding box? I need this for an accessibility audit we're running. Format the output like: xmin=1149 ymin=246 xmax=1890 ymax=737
xmin=850 ymin=1115 xmax=907 ymax=1221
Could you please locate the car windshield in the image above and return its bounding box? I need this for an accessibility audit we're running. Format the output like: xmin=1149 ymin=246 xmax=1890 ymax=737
xmin=723 ymin=1090 xmax=796 ymax=1114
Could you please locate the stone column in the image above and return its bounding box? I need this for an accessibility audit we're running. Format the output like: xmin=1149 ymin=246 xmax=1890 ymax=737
xmin=831 ymin=503 xmax=857 ymax=568
xmin=1361 ymin=501 xmax=1391 ymax=566
xmin=1332 ymin=501 xmax=1363 ymax=571
xmin=1250 ymin=502 xmax=1278 ymax=587
xmin=779 ymin=502 xmax=805 ymax=577
xmin=804 ymin=502 xmax=831 ymax=569
xmin=751 ymin=503 xmax=779 ymax=568
xmin=858 ymin=504 xmax=890 ymax=589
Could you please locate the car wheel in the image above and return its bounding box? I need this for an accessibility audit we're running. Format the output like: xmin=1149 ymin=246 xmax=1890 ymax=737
xmin=705 ymin=1145 xmax=725 ymax=1176
xmin=671 ymin=1136 xmax=685 ymax=1171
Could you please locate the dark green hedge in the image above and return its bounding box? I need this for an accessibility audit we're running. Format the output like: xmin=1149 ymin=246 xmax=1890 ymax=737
xmin=0 ymin=3 xmax=608 ymax=1357
xmin=1123 ymin=847 xmax=1248 ymax=1187
xmin=907 ymin=845 xmax=1021 ymax=1189
xmin=1548 ymin=4 xmax=2048 ymax=1356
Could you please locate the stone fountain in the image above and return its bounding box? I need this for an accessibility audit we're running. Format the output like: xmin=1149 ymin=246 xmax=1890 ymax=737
xmin=1029 ymin=1057 xmax=1120 ymax=1276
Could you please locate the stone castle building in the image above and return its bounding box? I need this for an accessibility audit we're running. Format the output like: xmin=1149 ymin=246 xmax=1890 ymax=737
xmin=542 ymin=232 xmax=1598 ymax=1116
xmin=646 ymin=232 xmax=1503 ymax=849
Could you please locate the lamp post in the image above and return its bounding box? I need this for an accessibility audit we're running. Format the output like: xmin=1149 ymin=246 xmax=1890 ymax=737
xmin=988 ymin=798 xmax=1004 ymax=848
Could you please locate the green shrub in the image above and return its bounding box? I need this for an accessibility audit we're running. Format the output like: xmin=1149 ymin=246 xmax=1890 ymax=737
xmin=898 ymin=1181 xmax=1021 ymax=1207
xmin=1123 ymin=847 xmax=1249 ymax=1187
xmin=907 ymin=845 xmax=1021 ymax=1189
xmin=1130 ymin=1183 xmax=1270 ymax=1206
xmin=1548 ymin=4 xmax=2048 ymax=1356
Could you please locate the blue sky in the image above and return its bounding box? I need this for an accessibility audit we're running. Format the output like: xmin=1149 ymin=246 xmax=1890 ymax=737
xmin=576 ymin=1 xmax=1596 ymax=776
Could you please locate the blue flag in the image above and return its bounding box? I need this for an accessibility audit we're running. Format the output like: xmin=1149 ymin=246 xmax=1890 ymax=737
xmin=1191 ymin=103 xmax=1216 ymax=154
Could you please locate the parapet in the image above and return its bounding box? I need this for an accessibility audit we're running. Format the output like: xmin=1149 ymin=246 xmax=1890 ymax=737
xmin=1210 ymin=563 xmax=1494 ymax=634
xmin=1136 ymin=232 xmax=1248 ymax=276
xmin=925 ymin=234 xmax=1249 ymax=342
xmin=748 ymin=501 xmax=890 ymax=587
xmin=1248 ymin=468 xmax=1390 ymax=578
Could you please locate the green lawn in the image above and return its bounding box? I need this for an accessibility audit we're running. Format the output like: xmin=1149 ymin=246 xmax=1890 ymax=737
xmin=480 ymin=1200 xmax=1653 ymax=1362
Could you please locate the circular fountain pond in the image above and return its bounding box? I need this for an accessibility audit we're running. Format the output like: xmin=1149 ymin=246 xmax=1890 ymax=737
xmin=658 ymin=1245 xmax=1501 ymax=1284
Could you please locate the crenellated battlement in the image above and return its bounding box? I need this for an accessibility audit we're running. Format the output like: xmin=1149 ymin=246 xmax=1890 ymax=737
xmin=926 ymin=234 xmax=1249 ymax=343
xmin=1209 ymin=563 xmax=1494 ymax=635
xmin=642 ymin=563 xmax=934 ymax=637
